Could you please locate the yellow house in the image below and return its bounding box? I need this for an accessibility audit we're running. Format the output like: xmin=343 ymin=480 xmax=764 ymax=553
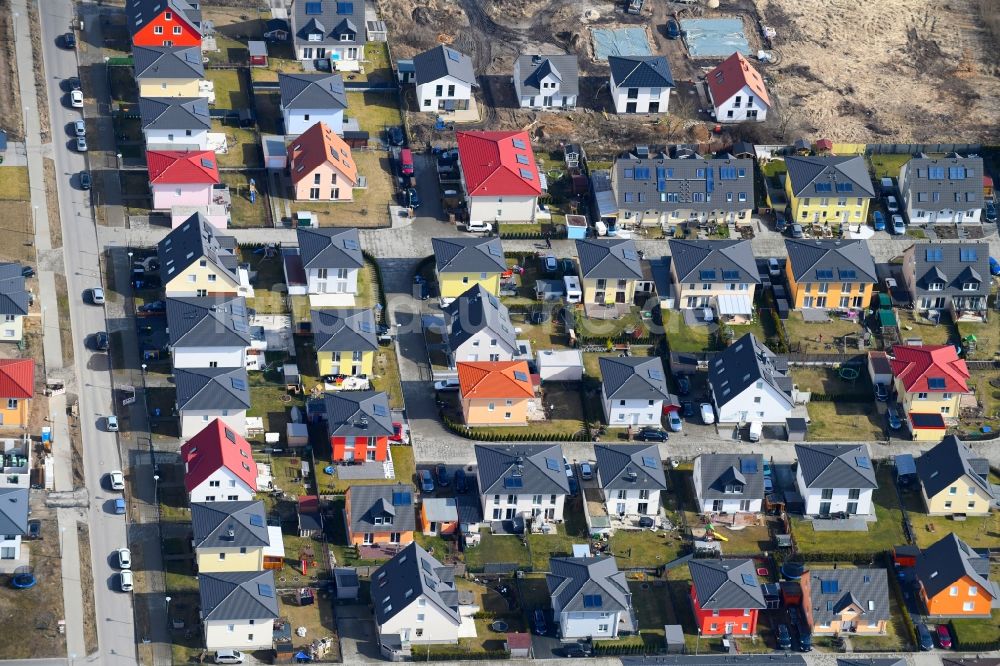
xmin=432 ymin=236 xmax=507 ymax=303
xmin=0 ymin=359 xmax=33 ymax=428
xmin=915 ymin=435 xmax=994 ymax=516
xmin=783 ymin=155 xmax=875 ymax=227
xmin=802 ymin=569 xmax=889 ymax=636
xmin=192 ymin=501 xmax=283 ymax=573
xmin=784 ymin=238 xmax=876 ymax=310
xmin=311 ymin=308 xmax=377 ymax=377
xmin=575 ymin=237 xmax=643 ymax=307
xmin=159 ymin=213 xmax=244 ymax=297
xmin=890 ymin=345 xmax=970 ymax=420
xmin=134 ymin=45 xmax=204 ymax=98
xmin=457 ymin=360 xmax=534 ymax=426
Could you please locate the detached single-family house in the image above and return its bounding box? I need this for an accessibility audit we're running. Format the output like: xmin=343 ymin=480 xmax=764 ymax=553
xmin=345 ymin=483 xmax=416 ymax=549
xmin=594 ymin=444 xmax=666 ymax=518
xmin=800 ymin=568 xmax=889 ymax=635
xmin=457 ymin=360 xmax=534 ymax=427
xmin=899 ymin=154 xmax=983 ymax=225
xmin=547 ymin=556 xmax=635 ymax=640
xmin=175 ymin=367 xmax=251 ymax=438
xmin=159 ymin=213 xmax=249 ymax=297
xmin=916 ymin=533 xmax=999 ymax=617
xmin=199 ymin=570 xmax=279 ymax=651
xmin=705 ymin=52 xmax=770 ymax=123
xmin=688 ymin=558 xmax=766 ymax=636
xmin=915 ymin=435 xmax=994 ymax=516
xmin=146 ymin=150 xmax=220 ymax=210
xmin=693 ymin=453 xmax=764 ymax=514
xmin=0 ymin=359 xmax=33 ymax=429
xmin=126 ymin=0 xmax=202 ymax=48
xmin=0 ymin=487 xmax=29 ymax=566
xmin=413 ymin=45 xmax=475 ymax=112
xmin=288 ymin=121 xmax=358 ymax=202
xmin=291 ymin=0 xmax=367 ymax=66
xmin=291 ymin=227 xmax=364 ymax=307
xmin=133 ymin=45 xmax=204 ymax=97
xmin=709 ymin=333 xmax=793 ymax=425
xmin=513 ymin=53 xmax=578 ymax=109
xmin=794 ymin=444 xmax=878 ymax=517
xmin=279 ymin=72 xmax=348 ymax=136
xmin=432 ymin=236 xmax=507 ymax=303
xmin=456 ymin=131 xmax=542 ymax=224
xmin=901 ymin=242 xmax=989 ymax=322
xmin=668 ymin=239 xmax=759 ymax=319
xmin=181 ymin=418 xmax=258 ymax=503
xmin=166 ymin=296 xmax=252 ymax=369
xmin=608 ymin=55 xmax=673 ymax=114
xmin=784 ymin=156 xmax=876 ymax=228
xmin=323 ymin=390 xmax=394 ymax=462
xmin=784 ymin=239 xmax=877 ymax=311
xmin=0 ymin=263 xmax=30 ymax=343
xmin=312 ymin=308 xmax=377 ymax=377
xmin=575 ymin=237 xmax=644 ymax=307
xmin=890 ymin=345 xmax=971 ymax=423
xmin=474 ymin=443 xmax=570 ymax=525
xmin=443 ymin=284 xmax=518 ymax=365
xmin=139 ymin=97 xmax=211 ymax=150
xmin=192 ymin=500 xmax=281 ymax=572
xmin=599 ymin=356 xmax=669 ymax=427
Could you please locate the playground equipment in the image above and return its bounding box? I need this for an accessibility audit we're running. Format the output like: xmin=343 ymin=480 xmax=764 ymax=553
xmin=11 ymin=566 xmax=36 ymax=589
xmin=706 ymin=523 xmax=729 ymax=542
xmin=838 ymin=365 xmax=860 ymax=382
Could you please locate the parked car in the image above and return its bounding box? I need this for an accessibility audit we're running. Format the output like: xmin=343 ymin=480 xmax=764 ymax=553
xmin=62 ymin=32 xmax=76 ymax=49
xmin=936 ymin=624 xmax=952 ymax=649
xmin=891 ymin=214 xmax=906 ymax=235
xmin=413 ymin=275 xmax=430 ymax=300
xmin=768 ymin=257 xmax=781 ymax=276
xmin=532 ymin=609 xmax=547 ymax=635
xmin=119 ymin=570 xmax=134 ymax=592
xmin=64 ymin=76 xmax=80 ymax=92
xmin=873 ymin=382 xmax=889 ymax=402
xmin=991 ymin=256 xmax=1000 ymax=277
xmin=399 ymin=187 xmax=421 ymax=208
xmin=665 ymin=19 xmax=681 ymax=39
xmin=109 ymin=470 xmax=125 ymax=490
xmin=542 ymin=255 xmax=558 ymax=273
xmin=465 ymin=220 xmax=493 ymax=233
xmin=748 ymin=420 xmax=763 ymax=442
xmin=562 ymin=456 xmax=573 ymax=477
xmin=667 ymin=411 xmax=683 ymax=432
xmin=789 ymin=223 xmax=804 ymax=239
xmin=419 ymin=469 xmax=435 ymax=493
xmin=70 ymin=89 xmax=84 ymax=108
xmin=214 ymin=651 xmax=245 ymax=665
xmin=799 ymin=631 xmax=813 ymax=652
xmin=776 ymin=624 xmax=792 ymax=650
xmin=764 ymin=476 xmax=774 ymax=493
xmin=79 ymin=171 xmax=92 ymax=190
xmin=774 ymin=211 xmax=787 ymax=233
xmin=398 ymin=148 xmax=414 ymax=176
xmin=560 ymin=643 xmax=592 ymax=658
xmin=985 ymin=200 xmax=998 ymax=222
xmin=386 ymin=126 xmax=404 ymax=146
xmin=93 ymin=331 xmax=109 ymax=351
xmin=117 ymin=547 xmax=132 ymax=569
xmin=634 ymin=426 xmax=669 ymax=442
xmin=436 ymin=464 xmax=449 ymax=487
xmin=105 ymin=415 xmax=119 ymax=432
xmin=872 ymin=210 xmax=886 ymax=231
xmin=453 ymin=469 xmax=468 ymax=493
xmin=676 ymin=375 xmax=691 ymax=395
xmin=886 ymin=195 xmax=899 ymax=213
xmin=114 ymin=498 xmax=126 ymax=514
xmin=916 ymin=623 xmax=933 ymax=651
xmin=75 ymin=136 xmax=88 ymax=152
xmin=886 ymin=404 xmax=902 ymax=431
xmin=21 ymin=265 xmax=35 ymax=278
xmin=580 ymin=462 xmax=593 ymax=480
xmin=434 ymin=378 xmax=460 ymax=392
xmin=699 ymin=403 xmax=715 ymax=424
xmin=27 ymin=519 xmax=41 ymax=540
xmin=73 ymin=119 xmax=86 ymax=137
xmin=559 ymin=258 xmax=575 ymax=275
xmin=682 ymin=402 xmax=694 ymax=418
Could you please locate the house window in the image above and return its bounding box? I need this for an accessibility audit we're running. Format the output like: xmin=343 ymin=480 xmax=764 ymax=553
xmin=154 ymin=26 xmax=163 ymax=34
xmin=314 ymin=173 xmax=321 ymax=185
xmin=550 ymin=494 xmax=557 ymax=504
xmin=963 ymin=601 xmax=976 ymax=611
xmin=918 ymin=393 xmax=929 ymax=400
xmin=532 ymin=495 xmax=542 ymax=505
xmin=821 ymin=489 xmax=833 ymax=500
xmin=848 ymin=488 xmax=860 ymax=500
xmin=173 ymin=25 xmax=182 ymax=34
xmin=968 ymin=501 xmax=977 ymax=509
xmin=415 ymin=628 xmax=424 ymax=637
xmin=6 ymin=399 xmax=17 ymax=410
xmin=949 ymin=486 xmax=958 ymax=495
xmin=488 ymin=402 xmax=495 ymax=412
xmin=950 ymin=586 xmax=959 ymax=596
xmin=416 ymin=614 xmax=425 ymax=622
xmin=944 ymin=501 xmax=952 ymax=509
xmin=969 ymin=587 xmax=978 ymax=596
xmin=598 ymin=624 xmax=609 ymax=632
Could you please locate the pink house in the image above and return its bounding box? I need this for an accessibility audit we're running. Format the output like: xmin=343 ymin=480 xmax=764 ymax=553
xmin=147 ymin=150 xmax=221 ymax=210
xmin=288 ymin=122 xmax=358 ymax=202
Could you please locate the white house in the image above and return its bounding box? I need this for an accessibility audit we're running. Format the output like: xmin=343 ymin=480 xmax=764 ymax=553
xmin=181 ymin=418 xmax=259 ymax=503
xmin=513 ymin=53 xmax=578 ymax=109
xmin=166 ymin=296 xmax=252 ymax=369
xmin=705 ymin=52 xmax=770 ymax=123
xmin=443 ymin=284 xmax=518 ymax=366
xmin=0 ymin=488 xmax=28 ymax=567
xmin=474 ymin=444 xmax=570 ymax=526
xmin=709 ymin=333 xmax=793 ymax=425
xmin=456 ymin=131 xmax=542 ymax=224
xmin=175 ymin=367 xmax=251 ymax=438
xmin=547 ymin=556 xmax=635 ymax=640
xmin=139 ymin=97 xmax=211 ymax=150
xmin=0 ymin=263 xmax=29 ymax=344
xmin=899 ymin=154 xmax=983 ymax=225
xmin=594 ymin=444 xmax=667 ymax=518
xmin=199 ymin=571 xmax=279 ymax=651
xmin=289 ymin=227 xmax=364 ymax=307
xmin=279 ymin=72 xmax=348 ymax=136
xmin=693 ymin=453 xmax=764 ymax=514
xmin=599 ymin=356 xmax=670 ymax=427
xmin=794 ymin=444 xmax=878 ymax=517
xmin=608 ymin=55 xmax=673 ymax=114
xmin=291 ymin=0 xmax=367 ymax=67
xmin=413 ymin=45 xmax=475 ymax=113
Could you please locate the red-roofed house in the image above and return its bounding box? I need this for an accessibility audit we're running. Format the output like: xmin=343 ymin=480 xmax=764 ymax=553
xmin=705 ymin=52 xmax=770 ymax=123
xmin=457 ymin=360 xmax=534 ymax=426
xmin=288 ymin=122 xmax=358 ymax=202
xmin=147 ymin=150 xmax=221 ymax=210
xmin=180 ymin=419 xmax=258 ymax=503
xmin=456 ymin=131 xmax=542 ymax=224
xmin=890 ymin=345 xmax=971 ymax=427
xmin=127 ymin=0 xmax=202 ymax=48
xmin=0 ymin=359 xmax=33 ymax=428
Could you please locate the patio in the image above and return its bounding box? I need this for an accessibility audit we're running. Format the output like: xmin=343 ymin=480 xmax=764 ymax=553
xmin=357 ymin=542 xmax=406 ymax=560
xmin=584 ymin=302 xmax=634 ymax=320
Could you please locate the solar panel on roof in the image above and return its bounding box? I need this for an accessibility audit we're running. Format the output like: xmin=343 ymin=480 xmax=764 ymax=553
xmin=258 ymin=583 xmax=275 ymax=598
xmin=816 ymin=269 xmax=834 ymax=280
xmin=421 ymin=557 xmax=433 ymax=573
xmin=960 ymin=248 xmax=978 ymax=262
xmin=233 ymin=321 xmax=249 ymax=333
xmin=519 ymin=168 xmax=534 ymax=180
xmin=513 ymin=370 xmax=528 ymax=382
xmin=504 ymin=476 xmax=523 ymax=488
xmin=446 ymin=48 xmax=460 ymax=62
xmin=336 ymin=1 xmax=353 ymax=14
xmin=648 ymin=369 xmax=663 ymax=381
xmin=835 ymin=182 xmax=853 ymax=192
xmin=820 ymin=580 xmax=839 ymax=594
xmin=925 ymin=248 xmax=943 ymax=262
xmin=343 ymin=238 xmax=360 ymax=250
xmin=855 ymin=456 xmax=870 ymax=469
xmin=487 ymin=244 xmax=502 ymax=257
xmin=359 ymin=320 xmax=374 ymax=333
xmin=839 ymin=269 xmax=857 ymax=280
xmin=927 ymin=377 xmax=946 ymax=390
xmin=583 ymin=594 xmax=602 ymax=608
xmin=249 ymin=514 xmax=265 ymax=527
xmin=200 ymin=158 xmax=214 ymax=169
xmin=512 ymin=138 xmax=526 ymax=149
xmin=231 ymin=378 xmax=247 ymax=391
xmin=305 ymin=1 xmax=322 ymax=15
xmin=622 ymin=249 xmax=638 ymax=261
xmin=392 ymin=491 xmax=412 ymax=505
xmin=722 ymin=270 xmax=739 ymax=281
xmin=373 ymin=403 xmax=389 ymax=417
xmin=740 ymin=573 xmax=755 ymax=586
xmin=699 ymin=269 xmax=717 ymax=281
xmin=740 ymin=458 xmax=758 ymax=474
xmin=815 ymin=182 xmax=832 ymax=192
xmin=642 ymin=455 xmax=657 ymax=468
xmin=545 ymin=457 xmax=559 ymax=471
xmin=516 ymin=154 xmax=529 ymax=165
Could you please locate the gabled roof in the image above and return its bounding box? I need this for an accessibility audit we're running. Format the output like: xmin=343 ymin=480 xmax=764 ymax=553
xmin=575 ymin=238 xmax=644 ymax=279
xmin=457 ymin=360 xmax=533 ymax=400
xmin=910 ymin=242 xmax=991 ymax=295
xmin=594 ymin=444 xmax=667 ymax=491
xmin=291 ymin=0 xmax=366 ymax=47
xmin=181 ymin=418 xmax=257 ymax=493
xmin=705 ymin=52 xmax=769 ymax=108
xmin=515 ymin=54 xmax=579 ymax=96
xmin=475 ymin=443 xmax=570 ymax=496
xmin=608 ymin=55 xmax=674 ymax=89
xmin=697 ymin=453 xmax=764 ymax=500
xmin=139 ymin=97 xmax=210 ymax=131
xmin=916 ymin=532 xmax=996 ymax=601
xmin=901 ymin=155 xmax=984 ymax=212
xmin=806 ymin=568 xmax=889 ymax=626
xmin=443 ymin=284 xmax=517 ymax=353
xmin=279 ymin=73 xmax=348 ymax=110
xmin=668 ymin=239 xmax=759 ymax=284
xmin=784 ymin=238 xmax=877 ymax=284
xmin=784 ymin=155 xmax=875 ymax=198
xmin=199 ymin=570 xmax=279 ymax=621
xmin=133 ymin=45 xmax=204 ymax=79
xmin=915 ymin=435 xmax=994 ymax=500
xmin=456 ymin=131 xmax=542 ymax=197
xmin=175 ymin=367 xmax=252 ymax=412
xmin=324 ymin=390 xmax=394 ymax=438
xmin=126 ymin=0 xmax=201 ymax=37
xmin=347 ymin=483 xmax=416 ymax=534
xmin=0 ymin=263 xmax=29 ymax=317
xmin=0 ymin=487 xmax=28 ymax=535
xmin=311 ymin=308 xmax=378 ymax=353
xmin=159 ymin=212 xmax=240 ymax=284
xmin=296 ymin=227 xmax=364 ymax=271
xmin=599 ymin=356 xmax=669 ymax=401
xmin=288 ymin=121 xmax=358 ymax=186
xmin=689 ymin=559 xmax=766 ymax=610
xmin=547 ymin=556 xmax=631 ymax=613
xmin=612 ymin=151 xmax=755 ymax=215
xmin=166 ymin=296 xmax=252 ymax=348
xmin=192 ymin=500 xmax=270 ymax=549
xmin=147 ymin=150 xmax=220 ymax=185
xmin=890 ymin=345 xmax=970 ymax=394
xmin=0 ymin=359 xmax=33 ymax=399
xmin=431 ymin=236 xmax=507 ymax=273
xmin=794 ymin=444 xmax=878 ymax=489
xmin=413 ymin=45 xmax=475 ymax=86
xmin=372 ymin=542 xmax=461 ymax=627
xmin=710 ymin=333 xmax=792 ymax=409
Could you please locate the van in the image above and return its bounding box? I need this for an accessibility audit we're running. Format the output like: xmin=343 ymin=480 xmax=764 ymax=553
xmin=399 ymin=148 xmax=414 ymax=176
xmin=748 ymin=421 xmax=763 ymax=442
xmin=214 ymin=650 xmax=245 ymax=664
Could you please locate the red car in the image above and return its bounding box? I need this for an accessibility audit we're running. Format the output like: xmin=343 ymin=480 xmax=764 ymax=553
xmin=936 ymin=624 xmax=952 ymax=649
xmin=389 ymin=422 xmax=405 ymax=442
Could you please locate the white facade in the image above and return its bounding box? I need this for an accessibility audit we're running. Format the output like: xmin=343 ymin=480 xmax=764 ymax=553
xmin=171 ymin=346 xmax=247 ymax=369
xmin=452 ymin=329 xmax=518 ymax=365
xmin=692 ymin=457 xmax=763 ymax=514
xmin=602 ymin=392 xmax=664 ymax=427
xmin=143 ymin=128 xmax=211 ymax=150
xmin=481 ymin=492 xmax=566 ymax=523
xmin=795 ymin=466 xmax=875 ymax=516
xmin=203 ymin=619 xmax=273 ymax=651
xmin=296 ymin=44 xmax=362 ymax=65
xmin=611 ymin=84 xmax=670 ymax=114
xmin=307 ymin=266 xmax=359 ymax=307
xmin=377 ymin=594 xmax=464 ymax=646
xmin=558 ymin=610 xmax=623 ymax=640
xmin=467 ymin=194 xmax=537 ymax=224
xmin=416 ymin=76 xmax=472 ymax=112
xmin=603 ymin=488 xmax=661 ymax=517
xmin=711 ymin=84 xmax=768 ymax=123
xmin=0 ymin=315 xmax=24 ymax=343
xmin=283 ymin=108 xmax=344 ymax=136
xmin=903 ymin=205 xmax=981 ymax=226
xmin=712 ymin=382 xmax=791 ymax=425
xmin=0 ymin=534 xmax=21 ymax=562
xmin=179 ymin=409 xmax=248 ymax=440
xmin=513 ymin=64 xmax=576 ymax=109
xmin=188 ymin=467 xmax=256 ymax=504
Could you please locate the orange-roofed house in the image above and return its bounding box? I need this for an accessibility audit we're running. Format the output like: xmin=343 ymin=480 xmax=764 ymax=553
xmin=705 ymin=52 xmax=770 ymax=123
xmin=147 ymin=150 xmax=221 ymax=210
xmin=456 ymin=131 xmax=542 ymax=225
xmin=288 ymin=122 xmax=358 ymax=202
xmin=890 ymin=345 xmax=970 ymax=430
xmin=457 ymin=360 xmax=534 ymax=427
xmin=0 ymin=359 xmax=33 ymax=428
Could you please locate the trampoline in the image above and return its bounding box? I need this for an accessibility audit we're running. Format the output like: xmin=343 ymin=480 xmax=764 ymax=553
xmin=838 ymin=366 xmax=860 ymax=381
xmin=11 ymin=566 xmax=36 ymax=589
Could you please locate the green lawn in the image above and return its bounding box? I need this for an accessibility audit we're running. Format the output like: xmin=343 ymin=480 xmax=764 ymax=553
xmin=790 ymin=367 xmax=871 ymax=397
xmin=346 ymin=91 xmax=403 ymax=135
xmin=288 ymin=150 xmax=394 ymax=228
xmin=164 ymin=558 xmax=199 ymax=594
xmin=952 ymin=610 xmax=1000 ymax=648
xmin=464 ymin=530 xmax=532 ymax=571
xmin=868 ymin=153 xmax=913 ymax=180
xmin=783 ymin=311 xmax=863 ymax=353
xmin=661 ymin=310 xmax=713 ymax=352
xmin=212 ymin=120 xmax=262 ymax=168
xmin=896 ymin=308 xmax=955 ymax=346
xmin=760 ymin=159 xmax=787 ymax=178
xmin=958 ymin=313 xmax=999 ymax=360
xmin=526 ymin=524 xmax=583 ymax=572
xmin=0 ymin=166 xmax=29 ymax=200
xmin=965 ymin=368 xmax=1000 ymax=433
xmin=576 ymin=309 xmax=647 ymax=341
xmin=728 ymin=318 xmax=770 ymax=347
xmin=629 ymin=579 xmax=682 ymax=648
xmin=221 ymin=170 xmax=270 ymax=227
xmin=247 ymin=372 xmax=308 ymax=435
xmin=370 ymin=347 xmax=404 ymax=410
xmin=906 ymin=228 xmax=927 ymax=239
xmin=806 ymin=401 xmax=886 ymax=441
xmin=902 ymin=487 xmax=1000 ymax=548
xmin=607 ymin=529 xmax=686 ymax=568
xmin=316 ymin=446 xmax=416 ymax=493
xmin=206 ymin=69 xmax=249 ymax=110
xmin=363 ymin=42 xmax=393 ymax=83
xmin=454 ymin=383 xmax=586 ymax=438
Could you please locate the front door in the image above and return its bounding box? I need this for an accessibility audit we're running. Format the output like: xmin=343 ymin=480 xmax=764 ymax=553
xmin=363 ymin=533 xmax=374 ymax=545
xmin=846 ymin=502 xmax=858 ymax=515
xmin=505 ymin=508 xmax=515 ymax=519
xmin=648 ymin=102 xmax=659 ymax=113
xmin=428 ymin=522 xmax=437 ymax=534
xmin=725 ymin=623 xmax=734 ymax=635
xmin=616 ymin=502 xmax=626 ymax=514
xmin=631 ymin=413 xmax=640 ymax=425
xmin=616 ymin=291 xmax=626 ymax=303
xmin=819 ymin=501 xmax=832 ymax=515
xmin=626 ymin=102 xmax=637 ymax=113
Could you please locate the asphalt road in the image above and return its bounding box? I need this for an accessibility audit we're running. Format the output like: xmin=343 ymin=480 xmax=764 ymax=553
xmin=37 ymin=1 xmax=138 ymax=663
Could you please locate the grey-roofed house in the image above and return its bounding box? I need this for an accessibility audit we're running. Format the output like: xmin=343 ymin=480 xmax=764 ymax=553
xmin=916 ymin=532 xmax=999 ymax=617
xmin=174 ymin=366 xmax=252 ymax=437
xmin=693 ymin=453 xmax=765 ymax=514
xmin=291 ymin=0 xmax=367 ymax=66
xmin=345 ymin=483 xmax=417 ymax=550
xmin=431 ymin=237 xmax=508 ymax=304
xmin=709 ymin=332 xmax=793 ymax=424
xmin=608 ymin=55 xmax=674 ymax=114
xmin=801 ymin=568 xmax=889 ymax=635
xmin=899 ymin=154 xmax=984 ymax=224
xmin=279 ymin=72 xmax=348 ymax=135
xmin=784 ymin=155 xmax=876 ymax=227
xmin=902 ymin=242 xmax=989 ymax=322
xmin=199 ymin=570 xmax=279 ymax=651
xmin=594 ymin=444 xmax=667 ymax=520
xmin=513 ymin=53 xmax=578 ymax=109
xmin=784 ymin=238 xmax=877 ymax=310
xmin=191 ymin=500 xmax=282 ymax=572
xmin=321 ymin=390 xmax=395 ymax=462
xmin=474 ymin=443 xmax=570 ymax=529
xmin=133 ymin=45 xmax=204 ymax=86
xmin=443 ymin=284 xmax=518 ymax=366
xmin=0 ymin=263 xmax=30 ymax=343
xmin=285 ymin=226 xmax=364 ymax=307
xmin=311 ymin=308 xmax=377 ymax=377
xmin=575 ymin=237 xmax=645 ymax=311
xmin=794 ymin=444 xmax=878 ymax=517
xmin=165 ymin=296 xmax=252 ymax=369
xmin=599 ymin=356 xmax=670 ymax=427
xmin=668 ymin=239 xmax=759 ymax=319
xmin=915 ymin=435 xmax=995 ymax=516
xmin=0 ymin=487 xmax=29 ymax=565
xmin=139 ymin=97 xmax=211 ymax=150
xmin=414 ymin=45 xmax=476 ymax=112
xmin=611 ymin=148 xmax=754 ymax=228
xmin=688 ymin=559 xmax=766 ymax=635
xmin=159 ymin=212 xmax=248 ymax=296
xmin=547 ymin=556 xmax=635 ymax=639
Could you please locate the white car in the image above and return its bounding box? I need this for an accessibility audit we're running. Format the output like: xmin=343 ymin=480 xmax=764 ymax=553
xmin=74 ymin=119 xmax=86 ymax=137
xmin=70 ymin=89 xmax=84 ymax=108
xmin=117 ymin=547 xmax=132 ymax=569
xmin=106 ymin=415 xmax=119 ymax=432
xmin=699 ymin=403 xmax=715 ymax=425
xmin=109 ymin=470 xmax=125 ymax=490
xmin=119 ymin=570 xmax=134 ymax=592
xmin=465 ymin=220 xmax=493 ymax=233
xmin=667 ymin=411 xmax=683 ymax=432
xmin=891 ymin=215 xmax=906 ymax=235
xmin=434 ymin=378 xmax=460 ymax=392
xmin=886 ymin=195 xmax=899 ymax=213
xmin=90 ymin=287 xmax=105 ymax=304
xmin=767 ymin=258 xmax=781 ymax=277
xmin=214 ymin=650 xmax=245 ymax=665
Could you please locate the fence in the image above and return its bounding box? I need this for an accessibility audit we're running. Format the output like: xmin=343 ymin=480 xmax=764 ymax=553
xmin=866 ymin=143 xmax=982 ymax=155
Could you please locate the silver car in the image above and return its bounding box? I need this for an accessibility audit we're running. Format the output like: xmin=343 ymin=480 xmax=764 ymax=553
xmin=74 ymin=119 xmax=86 ymax=137
xmin=75 ymin=136 xmax=87 ymax=152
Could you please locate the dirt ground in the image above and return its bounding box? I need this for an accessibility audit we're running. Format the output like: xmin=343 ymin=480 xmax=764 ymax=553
xmin=0 ymin=0 xmax=25 ymax=141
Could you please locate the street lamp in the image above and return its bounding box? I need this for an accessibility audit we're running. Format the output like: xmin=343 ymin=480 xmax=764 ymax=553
xmin=117 ymin=153 xmax=123 ymax=170
xmin=141 ymin=363 xmax=147 ymax=375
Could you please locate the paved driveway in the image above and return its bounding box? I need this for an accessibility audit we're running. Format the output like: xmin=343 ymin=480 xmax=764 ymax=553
xmin=335 ymin=604 xmax=382 ymax=662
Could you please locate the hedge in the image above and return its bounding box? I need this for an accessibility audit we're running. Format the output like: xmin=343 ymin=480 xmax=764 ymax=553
xmin=411 ymin=648 xmax=510 ymax=661
xmin=594 ymin=635 xmax=646 ymax=655
xmin=362 ymin=250 xmax=387 ymax=311
xmin=951 ymin=618 xmax=1000 ymax=651
xmin=441 ymin=415 xmax=588 ymax=442
xmin=885 ymin=558 xmax=918 ymax=650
